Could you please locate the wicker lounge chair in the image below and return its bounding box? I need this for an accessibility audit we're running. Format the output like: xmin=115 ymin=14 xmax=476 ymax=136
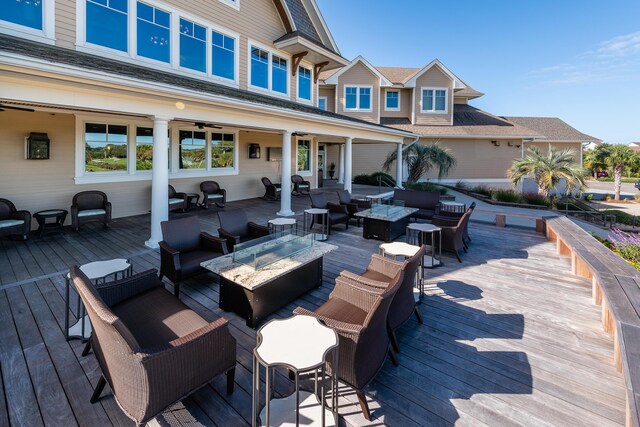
xmin=309 ymin=191 xmax=349 ymax=234
xmin=217 ymin=209 xmax=269 ymax=252
xmin=71 ymin=191 xmax=112 ymax=231
xmin=291 ymin=174 xmax=310 ymax=196
xmin=200 ymin=181 xmax=226 ymax=208
xmin=261 ymin=177 xmax=281 ymax=201
xmin=340 ymin=248 xmax=425 ymax=352
xmin=70 ymin=267 xmax=236 ymax=426
xmin=0 ymin=198 xmax=31 ymax=241
xmin=159 ymin=216 xmax=228 ymax=297
xmin=337 ymin=190 xmax=371 ymax=227
xmin=431 ymin=209 xmax=472 ymax=262
xmin=168 ymin=185 xmax=189 ymax=213
xmin=294 ymin=270 xmax=404 ymax=420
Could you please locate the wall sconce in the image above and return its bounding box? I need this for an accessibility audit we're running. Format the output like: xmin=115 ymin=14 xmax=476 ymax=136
xmin=491 ymin=140 xmax=500 ymax=147
xmin=516 ymin=144 xmax=521 ymax=148
xmin=248 ymin=143 xmax=261 ymax=159
xmin=25 ymin=132 xmax=50 ymax=159
xmin=507 ymin=141 xmax=513 ymax=147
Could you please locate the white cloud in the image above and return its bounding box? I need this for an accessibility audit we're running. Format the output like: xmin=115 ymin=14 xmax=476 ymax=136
xmin=594 ymin=31 xmax=640 ymax=58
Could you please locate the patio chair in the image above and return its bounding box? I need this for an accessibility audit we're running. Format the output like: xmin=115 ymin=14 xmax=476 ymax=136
xmin=159 ymin=216 xmax=228 ymax=297
xmin=70 ymin=267 xmax=236 ymax=426
xmin=340 ymin=248 xmax=425 ymax=353
xmin=337 ymin=190 xmax=371 ymax=227
xmin=309 ymin=191 xmax=349 ymax=234
xmin=293 ymin=269 xmax=404 ymax=420
xmin=0 ymin=198 xmax=31 ymax=241
xmin=217 ymin=209 xmax=269 ymax=252
xmin=200 ymin=181 xmax=226 ymax=208
xmin=261 ymin=177 xmax=281 ymax=201
xmin=168 ymin=185 xmax=189 ymax=213
xmin=431 ymin=210 xmax=472 ymax=262
xmin=291 ymin=175 xmax=310 ymax=196
xmin=71 ymin=190 xmax=112 ymax=231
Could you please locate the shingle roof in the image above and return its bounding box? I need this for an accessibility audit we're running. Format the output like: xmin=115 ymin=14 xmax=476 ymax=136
xmin=503 ymin=117 xmax=601 ymax=142
xmin=0 ymin=35 xmax=412 ymax=135
xmin=281 ymin=0 xmax=326 ymax=49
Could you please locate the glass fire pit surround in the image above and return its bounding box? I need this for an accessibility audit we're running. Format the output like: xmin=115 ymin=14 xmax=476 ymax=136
xmin=232 ymin=230 xmax=314 ymax=270
xmin=369 ymin=199 xmax=406 ymax=217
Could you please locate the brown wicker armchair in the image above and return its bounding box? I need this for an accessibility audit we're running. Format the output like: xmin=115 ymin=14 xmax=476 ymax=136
xmin=291 ymin=174 xmax=310 ymax=196
xmin=261 ymin=177 xmax=281 ymax=201
xmin=309 ymin=191 xmax=349 ymax=234
xmin=294 ymin=270 xmax=404 ymax=420
xmin=200 ymin=181 xmax=226 ymax=208
xmin=337 ymin=190 xmax=371 ymax=227
xmin=70 ymin=267 xmax=236 ymax=426
xmin=431 ymin=210 xmax=472 ymax=262
xmin=0 ymin=198 xmax=31 ymax=241
xmin=168 ymin=185 xmax=189 ymax=213
xmin=71 ymin=191 xmax=112 ymax=231
xmin=217 ymin=209 xmax=270 ymax=252
xmin=159 ymin=216 xmax=228 ymax=297
xmin=340 ymin=248 xmax=425 ymax=352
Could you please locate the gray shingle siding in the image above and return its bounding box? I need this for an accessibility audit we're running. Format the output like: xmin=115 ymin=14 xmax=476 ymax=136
xmin=281 ymin=0 xmax=324 ymax=47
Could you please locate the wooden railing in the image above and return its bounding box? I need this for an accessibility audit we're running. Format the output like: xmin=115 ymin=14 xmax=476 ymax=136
xmin=544 ymin=216 xmax=640 ymax=427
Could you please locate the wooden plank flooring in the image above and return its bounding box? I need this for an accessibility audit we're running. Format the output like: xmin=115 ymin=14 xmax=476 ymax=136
xmin=0 ymin=188 xmax=626 ymax=426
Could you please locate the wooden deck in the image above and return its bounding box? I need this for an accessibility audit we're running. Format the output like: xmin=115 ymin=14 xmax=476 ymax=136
xmin=0 ymin=191 xmax=626 ymax=426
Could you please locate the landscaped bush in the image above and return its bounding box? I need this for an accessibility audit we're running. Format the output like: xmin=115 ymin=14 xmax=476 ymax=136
xmin=455 ymin=180 xmax=467 ymax=189
xmin=404 ymin=182 xmax=448 ymax=195
xmin=352 ymin=172 xmax=396 ymax=186
xmin=610 ymin=228 xmax=640 ymax=267
xmin=596 ymin=177 xmax=638 ymax=183
xmin=602 ymin=209 xmax=638 ymax=226
xmin=470 ymin=185 xmax=493 ymax=197
xmin=521 ymin=192 xmax=552 ymax=207
xmin=492 ymin=189 xmax=521 ymax=203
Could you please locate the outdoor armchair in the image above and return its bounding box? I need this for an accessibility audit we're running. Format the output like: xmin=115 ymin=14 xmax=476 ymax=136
xmin=70 ymin=267 xmax=236 ymax=426
xmin=159 ymin=216 xmax=228 ymax=297
xmin=431 ymin=210 xmax=472 ymax=262
xmin=217 ymin=209 xmax=269 ymax=252
xmin=309 ymin=191 xmax=349 ymax=234
xmin=200 ymin=181 xmax=226 ymax=208
xmin=0 ymin=198 xmax=31 ymax=241
xmin=168 ymin=184 xmax=189 ymax=213
xmin=291 ymin=174 xmax=310 ymax=196
xmin=71 ymin=190 xmax=112 ymax=231
xmin=293 ymin=270 xmax=404 ymax=421
xmin=337 ymin=189 xmax=371 ymax=227
xmin=261 ymin=177 xmax=281 ymax=201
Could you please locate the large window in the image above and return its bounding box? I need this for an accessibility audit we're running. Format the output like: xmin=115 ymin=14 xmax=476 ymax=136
xmin=250 ymin=46 xmax=269 ymax=89
xmin=344 ymin=86 xmax=371 ymax=111
xmin=211 ymin=133 xmax=235 ymax=168
xmin=421 ymin=87 xmax=447 ymax=113
xmin=85 ymin=123 xmax=128 ymax=172
xmin=272 ymin=55 xmax=287 ymax=94
xmin=86 ymin=0 xmax=128 ymax=52
xmin=135 ymin=127 xmax=154 ymax=170
xmin=212 ymin=30 xmax=235 ymax=80
xmin=385 ymin=90 xmax=399 ymax=111
xmin=179 ymin=130 xmax=206 ymax=169
xmin=2 ymin=0 xmax=43 ymax=30
xmin=318 ymin=97 xmax=327 ymax=111
xmin=297 ymin=140 xmax=311 ymax=173
xmin=250 ymin=44 xmax=289 ymax=95
xmin=298 ymin=66 xmax=311 ymax=101
xmin=179 ymin=18 xmax=206 ymax=73
xmin=137 ymin=2 xmax=170 ymax=63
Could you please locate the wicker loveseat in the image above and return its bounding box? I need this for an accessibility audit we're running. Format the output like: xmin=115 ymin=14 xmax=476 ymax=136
xmin=0 ymin=198 xmax=31 ymax=240
xmin=393 ymin=189 xmax=440 ymax=220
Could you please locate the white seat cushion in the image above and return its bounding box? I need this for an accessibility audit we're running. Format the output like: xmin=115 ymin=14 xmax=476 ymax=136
xmin=169 ymin=198 xmax=184 ymax=204
xmin=207 ymin=194 xmax=223 ymax=199
xmin=77 ymin=209 xmax=106 ymax=217
xmin=0 ymin=219 xmax=24 ymax=228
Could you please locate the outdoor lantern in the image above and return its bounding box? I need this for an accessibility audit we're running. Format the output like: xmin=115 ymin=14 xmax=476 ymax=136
xmin=248 ymin=143 xmax=261 ymax=159
xmin=25 ymin=132 xmax=50 ymax=159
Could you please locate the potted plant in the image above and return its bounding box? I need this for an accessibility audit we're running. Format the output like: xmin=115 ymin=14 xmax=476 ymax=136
xmin=328 ymin=162 xmax=336 ymax=179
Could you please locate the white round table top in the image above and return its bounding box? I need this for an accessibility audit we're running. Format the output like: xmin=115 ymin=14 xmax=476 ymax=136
xmin=441 ymin=201 xmax=465 ymax=207
xmin=268 ymin=218 xmax=297 ymax=226
xmin=305 ymin=208 xmax=329 ymax=215
xmin=407 ymin=223 xmax=441 ymax=232
xmin=380 ymin=242 xmax=421 ymax=257
xmin=67 ymin=258 xmax=130 ymax=280
xmin=256 ymin=315 xmax=338 ymax=370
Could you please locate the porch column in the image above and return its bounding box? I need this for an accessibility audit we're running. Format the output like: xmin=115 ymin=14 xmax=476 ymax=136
xmin=395 ymin=142 xmax=403 ymax=188
xmin=278 ymin=130 xmax=294 ymax=216
xmin=145 ymin=115 xmax=172 ymax=248
xmin=338 ymin=144 xmax=345 ymax=184
xmin=344 ymin=137 xmax=353 ymax=193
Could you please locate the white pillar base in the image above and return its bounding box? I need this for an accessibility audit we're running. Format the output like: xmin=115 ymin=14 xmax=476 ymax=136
xmin=276 ymin=209 xmax=295 ymax=217
xmin=144 ymin=238 xmax=160 ymax=249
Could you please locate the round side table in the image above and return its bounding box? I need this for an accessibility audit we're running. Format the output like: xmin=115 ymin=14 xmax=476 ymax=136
xmin=65 ymin=258 xmax=132 ymax=341
xmin=406 ymin=223 xmax=442 ymax=269
xmin=303 ymin=208 xmax=329 ymax=241
xmin=268 ymin=218 xmax=297 ymax=237
xmin=34 ymin=209 xmax=68 ymax=237
xmin=253 ymin=315 xmax=338 ymax=427
xmin=379 ymin=242 xmax=424 ymax=303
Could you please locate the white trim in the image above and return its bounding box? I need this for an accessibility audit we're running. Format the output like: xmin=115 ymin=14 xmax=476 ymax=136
xmin=411 ymin=88 xmax=416 ymax=124
xmin=324 ymin=55 xmax=391 ymax=86
xmin=247 ymin=39 xmax=291 ymax=99
xmin=302 ymin=0 xmax=340 ymax=54
xmin=404 ymin=59 xmax=466 ymax=89
xmin=0 ymin=0 xmax=56 ymax=43
xmin=295 ymin=62 xmax=313 ymax=105
xmin=218 ymin=0 xmax=240 ymax=11
xmin=343 ymin=84 xmax=373 ymax=112
xmin=295 ymin=137 xmax=312 ymax=176
xmin=273 ymin=35 xmax=348 ymax=68
xmin=384 ymin=89 xmax=401 ymax=112
xmin=317 ymin=96 xmax=328 ymax=111
xmin=419 ymin=87 xmax=448 ymax=114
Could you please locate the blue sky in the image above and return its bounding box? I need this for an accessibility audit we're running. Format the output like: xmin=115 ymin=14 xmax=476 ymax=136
xmin=316 ymin=0 xmax=640 ymax=144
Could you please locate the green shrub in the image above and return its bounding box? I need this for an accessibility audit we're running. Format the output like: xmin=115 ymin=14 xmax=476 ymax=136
xmin=584 ymin=193 xmax=594 ymax=201
xmin=492 ymin=189 xmax=522 ymax=203
xmin=597 ymin=177 xmax=638 ymax=183
xmin=521 ymin=192 xmax=552 ymax=207
xmin=404 ymin=182 xmax=448 ymax=195
xmin=470 ymin=185 xmax=493 ymax=197
xmin=455 ymin=180 xmax=467 ymax=189
xmin=352 ymin=172 xmax=396 ymax=186
xmin=601 ymin=209 xmax=638 ymax=226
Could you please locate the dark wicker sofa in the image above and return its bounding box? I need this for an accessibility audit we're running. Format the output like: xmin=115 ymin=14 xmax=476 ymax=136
xmin=393 ymin=189 xmax=440 ymax=220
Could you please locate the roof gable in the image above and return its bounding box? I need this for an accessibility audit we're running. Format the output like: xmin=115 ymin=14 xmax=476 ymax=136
xmin=324 ymin=56 xmax=392 ymax=86
xmin=274 ymin=0 xmax=340 ymax=54
xmin=404 ymin=59 xmax=466 ymax=90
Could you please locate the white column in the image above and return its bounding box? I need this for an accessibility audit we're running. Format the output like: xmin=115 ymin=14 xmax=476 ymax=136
xmin=145 ymin=116 xmax=172 ymax=248
xmin=278 ymin=130 xmax=294 ymax=216
xmin=396 ymin=142 xmax=403 ymax=189
xmin=338 ymin=144 xmax=345 ymax=184
xmin=344 ymin=137 xmax=353 ymax=193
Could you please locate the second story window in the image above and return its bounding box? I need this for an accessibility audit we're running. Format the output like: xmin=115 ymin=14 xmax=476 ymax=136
xmin=179 ymin=18 xmax=206 ymax=73
xmin=272 ymin=55 xmax=288 ymax=94
xmin=421 ymin=88 xmax=448 ymax=113
xmin=212 ymin=30 xmax=235 ymax=81
xmin=385 ymin=90 xmax=400 ymax=111
xmin=250 ymin=44 xmax=289 ymax=96
xmin=3 ymin=0 xmax=42 ymax=30
xmin=86 ymin=0 xmax=128 ymax=52
xmin=318 ymin=97 xmax=327 ymax=111
xmin=297 ymin=66 xmax=312 ymax=101
xmin=344 ymin=86 xmax=372 ymax=111
xmin=137 ymin=2 xmax=171 ymax=63
xmin=251 ymin=47 xmax=269 ymax=89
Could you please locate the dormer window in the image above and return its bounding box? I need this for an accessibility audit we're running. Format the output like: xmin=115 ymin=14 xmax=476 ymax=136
xmin=385 ymin=90 xmax=400 ymax=111
xmin=297 ymin=66 xmax=312 ymax=102
xmin=421 ymin=87 xmax=448 ymax=113
xmin=344 ymin=85 xmax=372 ymax=112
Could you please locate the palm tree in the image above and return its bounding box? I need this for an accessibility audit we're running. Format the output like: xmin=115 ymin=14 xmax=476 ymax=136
xmin=583 ymin=144 xmax=608 ymax=178
xmin=508 ymin=146 xmax=586 ymax=197
xmin=600 ymin=144 xmax=635 ymax=200
xmin=383 ymin=142 xmax=456 ymax=184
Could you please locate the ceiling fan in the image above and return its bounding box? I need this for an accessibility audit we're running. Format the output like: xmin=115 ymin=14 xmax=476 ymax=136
xmin=0 ymin=104 xmax=35 ymax=112
xmin=195 ymin=122 xmax=222 ymax=129
xmin=292 ymin=132 xmax=308 ymax=137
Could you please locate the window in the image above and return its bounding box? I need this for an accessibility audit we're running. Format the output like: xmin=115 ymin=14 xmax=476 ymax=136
xmin=344 ymin=86 xmax=372 ymax=111
xmin=179 ymin=130 xmax=206 ymax=169
xmin=250 ymin=46 xmax=269 ymax=89
xmin=85 ymin=123 xmax=128 ymax=172
xmin=318 ymin=97 xmax=327 ymax=111
xmin=135 ymin=127 xmax=154 ymax=170
xmin=137 ymin=2 xmax=170 ymax=63
xmin=385 ymin=91 xmax=400 ymax=111
xmin=272 ymin=55 xmax=287 ymax=94
xmin=211 ymin=133 xmax=235 ymax=168
xmin=179 ymin=18 xmax=206 ymax=73
xmin=218 ymin=0 xmax=239 ymax=10
xmin=3 ymin=0 xmax=43 ymax=30
xmin=297 ymin=66 xmax=311 ymax=101
xmin=86 ymin=0 xmax=128 ymax=52
xmin=297 ymin=140 xmax=311 ymax=173
xmin=421 ymin=87 xmax=448 ymax=113
xmin=212 ymin=30 xmax=235 ymax=80
xmin=249 ymin=43 xmax=289 ymax=95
